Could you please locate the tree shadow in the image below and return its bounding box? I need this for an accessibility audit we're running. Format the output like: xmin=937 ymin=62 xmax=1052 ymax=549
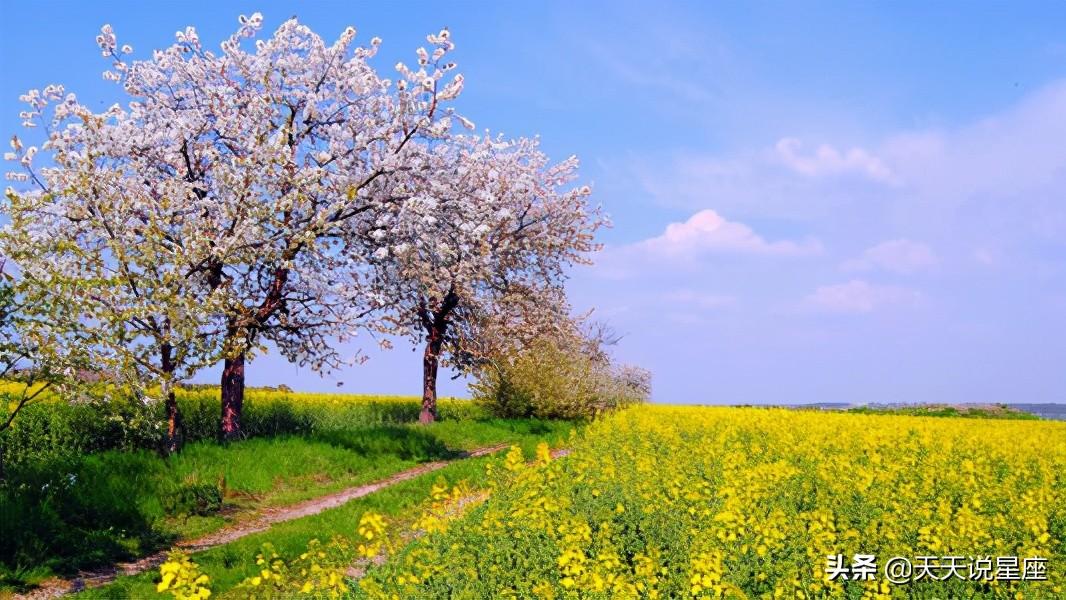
xmin=0 ymin=450 xmax=179 ymax=586
xmin=310 ymin=425 xmax=462 ymax=462
xmin=474 ymin=417 xmax=555 ymax=436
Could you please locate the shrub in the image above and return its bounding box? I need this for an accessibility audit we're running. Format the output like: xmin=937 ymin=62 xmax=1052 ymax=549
xmin=471 ymin=340 xmax=650 ymax=420
xmin=161 ymin=482 xmax=223 ymax=517
xmin=0 ymin=392 xmax=161 ymax=470
xmin=0 ymin=450 xmax=171 ymax=577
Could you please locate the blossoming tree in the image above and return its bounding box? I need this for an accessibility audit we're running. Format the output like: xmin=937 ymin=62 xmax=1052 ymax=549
xmin=0 ymin=257 xmax=86 ymax=474
xmin=360 ymin=136 xmax=605 ymax=423
xmin=3 ymin=12 xmax=603 ymax=436
xmin=1 ymin=74 xmax=235 ymax=452
xmin=5 ymin=14 xmax=477 ymax=440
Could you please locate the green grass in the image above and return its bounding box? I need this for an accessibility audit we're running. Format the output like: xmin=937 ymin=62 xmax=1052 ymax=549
xmin=166 ymin=419 xmax=570 ymax=511
xmin=0 ymin=417 xmax=576 ymax=593
xmin=74 ymin=437 xmax=563 ymax=599
xmin=0 ymin=384 xmax=485 ymax=470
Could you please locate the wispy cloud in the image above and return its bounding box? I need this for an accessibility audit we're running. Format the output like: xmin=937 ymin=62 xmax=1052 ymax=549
xmin=972 ymin=247 xmax=1001 ymax=267
xmin=583 ymin=39 xmax=718 ymax=106
xmin=803 ymin=279 xmax=924 ymax=314
xmin=775 ymin=138 xmax=896 ymax=183
xmin=842 ymin=239 xmax=938 ymax=274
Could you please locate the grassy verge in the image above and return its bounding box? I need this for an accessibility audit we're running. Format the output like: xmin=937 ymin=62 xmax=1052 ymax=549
xmin=0 ymin=418 xmax=576 ymax=592
xmin=73 ymin=435 xmax=566 ymax=599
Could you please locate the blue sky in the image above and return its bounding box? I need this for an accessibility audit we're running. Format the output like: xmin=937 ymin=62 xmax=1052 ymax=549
xmin=3 ymin=1 xmax=1065 ymax=404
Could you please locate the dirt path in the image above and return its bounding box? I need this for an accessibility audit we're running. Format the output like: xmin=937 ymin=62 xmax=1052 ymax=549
xmin=345 ymin=447 xmax=572 ymax=579
xmin=17 ymin=444 xmax=512 ymax=599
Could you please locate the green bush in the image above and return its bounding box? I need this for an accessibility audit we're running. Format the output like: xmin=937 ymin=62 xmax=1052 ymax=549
xmin=162 ymin=482 xmax=224 ymax=517
xmin=471 ymin=340 xmax=650 ymax=420
xmin=0 ymin=450 xmax=171 ymax=581
xmin=1 ymin=394 xmax=161 ymax=470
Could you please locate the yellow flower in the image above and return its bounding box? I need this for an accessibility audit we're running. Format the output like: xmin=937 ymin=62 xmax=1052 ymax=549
xmin=155 ymin=552 xmax=211 ymax=599
xmin=352 ymin=406 xmax=1066 ymax=598
xmin=535 ymin=442 xmax=552 ymax=465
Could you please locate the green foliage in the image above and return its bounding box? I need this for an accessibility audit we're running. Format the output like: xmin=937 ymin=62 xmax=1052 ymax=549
xmin=0 ymin=385 xmax=484 ymax=470
xmin=162 ymin=482 xmax=224 ymax=518
xmin=0 ymin=392 xmax=572 ymax=593
xmin=0 ymin=450 xmax=171 ymax=587
xmin=471 ymin=340 xmax=649 ymax=420
xmin=74 ymin=440 xmax=565 ymax=599
xmin=1 ymin=392 xmax=162 ymax=469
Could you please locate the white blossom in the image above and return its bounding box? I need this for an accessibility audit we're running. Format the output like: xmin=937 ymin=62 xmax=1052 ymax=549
xmin=2 ymin=12 xmax=602 ymax=428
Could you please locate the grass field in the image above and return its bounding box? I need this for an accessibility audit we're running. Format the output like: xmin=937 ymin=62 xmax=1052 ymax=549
xmin=0 ymin=387 xmax=574 ymax=592
xmin=6 ymin=398 xmax=1064 ymax=599
xmin=72 ymin=441 xmax=562 ymax=599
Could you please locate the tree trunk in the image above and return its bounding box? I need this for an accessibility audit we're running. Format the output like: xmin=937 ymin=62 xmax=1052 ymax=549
xmin=418 ymin=290 xmax=459 ymax=425
xmin=216 ymin=266 xmax=287 ymax=441
xmin=421 ymin=328 xmax=444 ymax=424
xmin=220 ymin=352 xmax=245 ymax=441
xmin=164 ymin=386 xmax=182 ymax=455
xmin=161 ymin=343 xmax=183 ymax=455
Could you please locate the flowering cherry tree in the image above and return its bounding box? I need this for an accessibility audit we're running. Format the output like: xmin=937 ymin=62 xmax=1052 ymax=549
xmin=3 ymin=13 xmax=604 ymax=434
xmin=0 ymin=257 xmax=89 ymax=474
xmin=361 ymin=135 xmax=606 ymax=423
xmin=5 ymin=14 xmax=477 ymax=440
xmin=1 ymin=73 xmax=236 ymax=452
xmin=118 ymin=17 xmax=470 ymax=440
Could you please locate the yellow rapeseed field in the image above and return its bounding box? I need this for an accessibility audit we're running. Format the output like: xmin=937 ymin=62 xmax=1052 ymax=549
xmin=358 ymin=405 xmax=1066 ymax=599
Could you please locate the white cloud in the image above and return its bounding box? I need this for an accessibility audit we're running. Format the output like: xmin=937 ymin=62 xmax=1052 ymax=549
xmin=882 ymin=82 xmax=1066 ymax=206
xmin=636 ymin=209 xmax=823 ymax=258
xmin=842 ymin=239 xmax=938 ymax=274
xmin=775 ymin=137 xmax=896 ymax=183
xmin=804 ymin=280 xmax=923 ymax=314
xmin=589 ymin=210 xmax=822 ymax=279
xmin=619 ymin=81 xmax=1066 ymax=243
